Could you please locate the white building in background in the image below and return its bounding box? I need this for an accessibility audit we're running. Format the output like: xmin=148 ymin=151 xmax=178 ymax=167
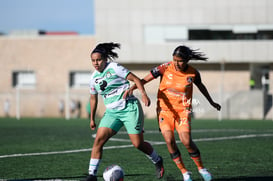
xmin=0 ymin=0 xmax=272 ymax=119
xmin=95 ymin=0 xmax=272 ymax=62
xmin=93 ymin=0 xmax=273 ymax=119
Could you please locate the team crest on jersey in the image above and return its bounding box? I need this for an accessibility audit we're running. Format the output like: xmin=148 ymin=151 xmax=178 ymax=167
xmin=187 ymin=76 xmax=193 ymax=83
xmin=106 ymin=71 xmax=112 ymax=78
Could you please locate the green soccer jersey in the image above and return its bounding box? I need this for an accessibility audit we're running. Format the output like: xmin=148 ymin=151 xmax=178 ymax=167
xmin=89 ymin=62 xmax=130 ymax=110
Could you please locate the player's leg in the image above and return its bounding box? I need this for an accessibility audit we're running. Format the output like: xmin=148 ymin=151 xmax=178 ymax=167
xmin=159 ymin=110 xmax=190 ymax=179
xmin=124 ymin=99 xmax=164 ymax=179
xmin=128 ymin=132 xmax=164 ymax=179
xmin=128 ymin=133 xmax=159 ymax=160
xmin=88 ymin=127 xmax=116 ymax=178
xmin=175 ymin=112 xmax=203 ymax=168
xmin=87 ymin=112 xmax=121 ymax=181
xmin=162 ymin=130 xmax=188 ymax=172
xmin=176 ymin=115 xmax=212 ymax=181
xmin=178 ymin=131 xmax=203 ymax=167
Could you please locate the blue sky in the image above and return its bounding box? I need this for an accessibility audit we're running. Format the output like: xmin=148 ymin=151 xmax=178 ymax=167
xmin=0 ymin=0 xmax=95 ymax=35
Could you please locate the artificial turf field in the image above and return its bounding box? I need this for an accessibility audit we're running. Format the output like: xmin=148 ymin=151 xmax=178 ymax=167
xmin=0 ymin=117 xmax=273 ymax=181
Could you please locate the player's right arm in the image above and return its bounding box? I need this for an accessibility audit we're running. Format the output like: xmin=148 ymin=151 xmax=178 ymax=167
xmin=124 ymin=62 xmax=170 ymax=97
xmin=139 ymin=73 xmax=155 ymax=87
xmin=90 ymin=93 xmax=98 ymax=130
xmin=124 ymin=72 xmax=155 ymax=98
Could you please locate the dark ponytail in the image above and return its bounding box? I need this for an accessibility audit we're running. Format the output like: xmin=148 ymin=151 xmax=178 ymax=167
xmin=172 ymin=45 xmax=207 ymax=61
xmin=91 ymin=42 xmax=121 ymax=61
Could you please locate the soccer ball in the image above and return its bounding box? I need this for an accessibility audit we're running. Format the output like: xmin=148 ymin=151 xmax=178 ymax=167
xmin=103 ymin=164 xmax=124 ymax=181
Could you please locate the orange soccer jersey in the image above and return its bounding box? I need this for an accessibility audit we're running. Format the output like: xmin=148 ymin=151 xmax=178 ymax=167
xmin=150 ymin=61 xmax=200 ymax=132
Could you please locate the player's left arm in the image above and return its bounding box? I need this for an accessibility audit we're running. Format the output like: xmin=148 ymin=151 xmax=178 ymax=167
xmin=194 ymin=71 xmax=221 ymax=111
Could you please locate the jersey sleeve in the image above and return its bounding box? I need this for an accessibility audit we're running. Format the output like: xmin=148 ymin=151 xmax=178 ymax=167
xmin=114 ymin=62 xmax=130 ymax=79
xmin=89 ymin=78 xmax=98 ymax=95
xmin=150 ymin=62 xmax=171 ymax=78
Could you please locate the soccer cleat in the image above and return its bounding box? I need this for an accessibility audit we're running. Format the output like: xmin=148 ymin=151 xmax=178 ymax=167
xmin=85 ymin=174 xmax=97 ymax=181
xmin=183 ymin=171 xmax=192 ymax=181
xmin=155 ymin=156 xmax=164 ymax=179
xmin=199 ymin=168 xmax=212 ymax=181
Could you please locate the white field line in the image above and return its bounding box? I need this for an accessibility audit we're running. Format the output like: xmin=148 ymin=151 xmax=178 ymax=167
xmin=0 ymin=133 xmax=273 ymax=159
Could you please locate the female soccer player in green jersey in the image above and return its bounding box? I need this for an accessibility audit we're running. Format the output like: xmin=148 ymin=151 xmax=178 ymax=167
xmin=85 ymin=42 xmax=164 ymax=181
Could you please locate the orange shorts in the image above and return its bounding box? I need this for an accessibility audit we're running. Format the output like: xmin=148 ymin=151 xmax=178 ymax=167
xmin=157 ymin=109 xmax=192 ymax=133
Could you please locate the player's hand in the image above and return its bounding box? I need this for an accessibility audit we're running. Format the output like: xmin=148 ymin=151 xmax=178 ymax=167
xmin=142 ymin=94 xmax=151 ymax=107
xmin=90 ymin=120 xmax=96 ymax=130
xmin=123 ymin=89 xmax=133 ymax=99
xmin=212 ymin=102 xmax=221 ymax=111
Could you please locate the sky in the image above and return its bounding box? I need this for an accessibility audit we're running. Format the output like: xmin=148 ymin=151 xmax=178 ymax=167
xmin=0 ymin=0 xmax=95 ymax=35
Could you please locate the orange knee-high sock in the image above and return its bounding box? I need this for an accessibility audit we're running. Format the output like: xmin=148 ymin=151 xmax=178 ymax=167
xmin=171 ymin=150 xmax=188 ymax=174
xmin=189 ymin=149 xmax=204 ymax=170
xmin=173 ymin=156 xmax=188 ymax=174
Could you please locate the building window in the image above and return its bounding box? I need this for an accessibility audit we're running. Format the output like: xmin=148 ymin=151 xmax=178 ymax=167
xmin=188 ymin=30 xmax=273 ymax=40
xmin=144 ymin=25 xmax=273 ymax=43
xmin=69 ymin=71 xmax=91 ymax=88
xmin=12 ymin=71 xmax=36 ymax=88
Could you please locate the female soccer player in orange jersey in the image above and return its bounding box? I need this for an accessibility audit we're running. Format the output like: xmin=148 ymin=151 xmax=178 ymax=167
xmin=128 ymin=45 xmax=221 ymax=181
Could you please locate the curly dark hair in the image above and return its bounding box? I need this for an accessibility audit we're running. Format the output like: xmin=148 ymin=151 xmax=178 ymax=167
xmin=91 ymin=42 xmax=121 ymax=61
xmin=172 ymin=45 xmax=208 ymax=62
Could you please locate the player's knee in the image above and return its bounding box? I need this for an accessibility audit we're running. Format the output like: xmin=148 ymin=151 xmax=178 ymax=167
xmin=164 ymin=137 xmax=176 ymax=147
xmin=182 ymin=139 xmax=192 ymax=149
xmin=94 ymin=136 xmax=108 ymax=148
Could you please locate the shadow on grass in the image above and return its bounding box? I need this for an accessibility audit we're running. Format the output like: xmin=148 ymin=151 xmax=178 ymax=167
xmin=7 ymin=173 xmax=151 ymax=181
xmin=214 ymin=176 xmax=273 ymax=181
xmin=162 ymin=176 xmax=273 ymax=181
xmin=7 ymin=175 xmax=85 ymax=181
xmin=7 ymin=175 xmax=273 ymax=181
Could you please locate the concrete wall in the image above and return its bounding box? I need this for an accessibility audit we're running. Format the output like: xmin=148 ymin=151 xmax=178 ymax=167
xmin=0 ymin=36 xmax=96 ymax=118
xmin=0 ymin=36 xmax=272 ymax=119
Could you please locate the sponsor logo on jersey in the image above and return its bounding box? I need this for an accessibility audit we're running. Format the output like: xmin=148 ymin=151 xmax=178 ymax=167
xmin=167 ymin=73 xmax=173 ymax=79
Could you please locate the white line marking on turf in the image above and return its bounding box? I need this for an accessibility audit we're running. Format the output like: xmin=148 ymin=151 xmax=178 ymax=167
xmin=113 ymin=129 xmax=273 ymax=134
xmin=0 ymin=133 xmax=273 ymax=159
xmin=0 ymin=149 xmax=92 ymax=158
